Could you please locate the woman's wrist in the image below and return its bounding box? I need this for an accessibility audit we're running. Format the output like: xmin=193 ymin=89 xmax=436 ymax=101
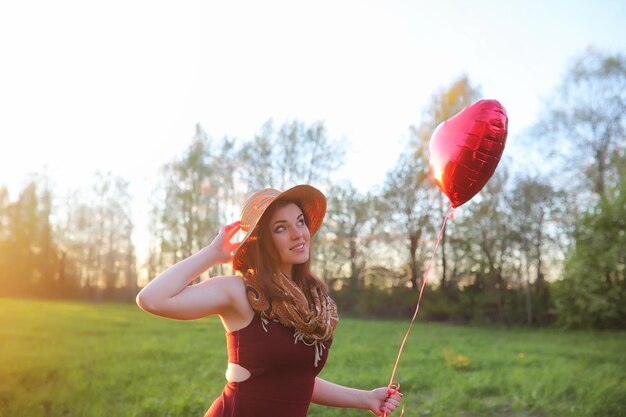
xmin=200 ymin=245 xmax=221 ymax=265
xmin=351 ymin=388 xmax=374 ymax=410
xmin=201 ymin=243 xmax=233 ymax=266
xmin=200 ymin=244 xmax=215 ymax=258
xmin=363 ymin=389 xmax=379 ymax=411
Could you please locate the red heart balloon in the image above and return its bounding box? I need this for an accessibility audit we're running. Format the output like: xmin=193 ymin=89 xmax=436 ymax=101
xmin=429 ymin=99 xmax=508 ymax=208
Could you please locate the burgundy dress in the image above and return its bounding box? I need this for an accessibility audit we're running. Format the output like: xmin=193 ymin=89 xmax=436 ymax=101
xmin=204 ymin=314 xmax=332 ymax=417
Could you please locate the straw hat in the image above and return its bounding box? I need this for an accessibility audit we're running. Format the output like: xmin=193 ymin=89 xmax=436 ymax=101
xmin=232 ymin=184 xmax=327 ymax=272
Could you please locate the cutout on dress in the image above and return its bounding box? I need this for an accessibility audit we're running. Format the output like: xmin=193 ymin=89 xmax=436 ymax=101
xmin=225 ymin=362 xmax=251 ymax=383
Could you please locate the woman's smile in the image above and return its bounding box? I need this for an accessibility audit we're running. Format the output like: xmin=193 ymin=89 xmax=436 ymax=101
xmin=269 ymin=203 xmax=311 ymax=273
xmin=290 ymin=242 xmax=306 ymax=253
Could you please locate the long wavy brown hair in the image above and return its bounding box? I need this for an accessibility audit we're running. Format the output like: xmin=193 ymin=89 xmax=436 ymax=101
xmin=239 ymin=200 xmax=328 ymax=305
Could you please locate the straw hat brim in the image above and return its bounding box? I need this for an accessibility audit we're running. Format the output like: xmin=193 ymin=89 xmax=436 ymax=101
xmin=232 ymin=184 xmax=327 ymax=272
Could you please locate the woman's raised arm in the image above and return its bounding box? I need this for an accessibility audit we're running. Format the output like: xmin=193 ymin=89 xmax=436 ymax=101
xmin=136 ymin=221 xmax=242 ymax=320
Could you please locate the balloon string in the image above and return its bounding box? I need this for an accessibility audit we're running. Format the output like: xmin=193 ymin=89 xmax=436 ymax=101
xmin=382 ymin=204 xmax=454 ymax=417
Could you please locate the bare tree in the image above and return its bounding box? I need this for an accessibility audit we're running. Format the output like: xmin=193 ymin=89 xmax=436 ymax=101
xmin=321 ymin=182 xmax=376 ymax=290
xmin=534 ymin=48 xmax=626 ymax=201
xmin=411 ymin=75 xmax=482 ymax=289
xmin=54 ymin=172 xmax=136 ymax=300
xmin=0 ymin=178 xmax=62 ymax=297
xmin=149 ymin=125 xmax=236 ymax=281
xmin=382 ymin=150 xmax=434 ymax=290
xmin=509 ymin=175 xmax=560 ymax=324
xmin=238 ymin=119 xmax=345 ymax=192
xmin=0 ymin=183 xmax=37 ymax=295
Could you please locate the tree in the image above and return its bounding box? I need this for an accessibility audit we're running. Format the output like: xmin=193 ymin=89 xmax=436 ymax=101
xmin=528 ymin=47 xmax=626 ymax=328
xmin=534 ymin=48 xmax=626 ymax=201
xmin=57 ymin=190 xmax=96 ymax=295
xmin=149 ymin=125 xmax=235 ymax=281
xmin=411 ymin=75 xmax=481 ymax=289
xmin=155 ymin=125 xmax=215 ymax=263
xmin=93 ymin=172 xmax=135 ymax=299
xmin=554 ymin=177 xmax=626 ymax=328
xmin=0 ymin=186 xmax=9 ymax=292
xmin=0 ymin=178 xmax=61 ymax=297
xmin=53 ymin=172 xmax=136 ymax=300
xmin=454 ymin=167 xmax=516 ymax=323
xmin=238 ymin=121 xmax=275 ymax=192
xmin=32 ymin=177 xmax=59 ymax=296
xmin=382 ymin=75 xmax=481 ymax=291
xmin=238 ymin=119 xmax=345 ymax=192
xmin=321 ymin=182 xmax=376 ymax=290
xmin=0 ymin=183 xmax=38 ymax=295
xmin=382 ymin=150 xmax=434 ymax=290
xmin=508 ymin=175 xmax=560 ymax=324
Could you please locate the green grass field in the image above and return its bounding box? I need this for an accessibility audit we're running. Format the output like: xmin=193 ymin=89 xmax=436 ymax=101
xmin=1 ymin=299 xmax=624 ymax=417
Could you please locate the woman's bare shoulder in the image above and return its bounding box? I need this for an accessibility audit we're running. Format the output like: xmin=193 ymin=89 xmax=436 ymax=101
xmin=205 ymin=274 xmax=246 ymax=297
xmin=212 ymin=274 xmax=254 ymax=330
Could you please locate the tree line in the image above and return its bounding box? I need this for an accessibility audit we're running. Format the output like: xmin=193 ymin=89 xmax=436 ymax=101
xmin=1 ymin=48 xmax=624 ymax=328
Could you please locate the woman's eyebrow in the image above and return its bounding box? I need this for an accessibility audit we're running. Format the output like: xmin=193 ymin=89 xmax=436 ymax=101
xmin=272 ymin=213 xmax=304 ymax=227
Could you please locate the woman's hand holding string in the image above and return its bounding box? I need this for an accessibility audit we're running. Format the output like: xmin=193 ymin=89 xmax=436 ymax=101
xmin=368 ymin=386 xmax=403 ymax=416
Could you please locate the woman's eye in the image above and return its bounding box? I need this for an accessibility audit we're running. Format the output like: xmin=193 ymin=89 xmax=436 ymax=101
xmin=298 ymin=218 xmax=305 ymax=225
xmin=274 ymin=226 xmax=285 ymax=233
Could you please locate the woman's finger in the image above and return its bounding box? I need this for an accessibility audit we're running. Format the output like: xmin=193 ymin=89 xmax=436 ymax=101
xmin=381 ymin=389 xmax=402 ymax=415
xmin=229 ymin=241 xmax=242 ymax=253
xmin=389 ymin=392 xmax=402 ymax=401
xmin=224 ymin=221 xmax=241 ymax=234
xmin=386 ymin=398 xmax=400 ymax=407
xmin=226 ymin=220 xmax=241 ymax=229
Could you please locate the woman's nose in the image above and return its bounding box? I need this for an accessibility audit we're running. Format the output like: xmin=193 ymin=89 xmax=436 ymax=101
xmin=290 ymin=226 xmax=303 ymax=239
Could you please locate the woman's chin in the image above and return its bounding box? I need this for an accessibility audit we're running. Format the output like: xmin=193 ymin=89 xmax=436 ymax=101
xmin=285 ymin=253 xmax=310 ymax=265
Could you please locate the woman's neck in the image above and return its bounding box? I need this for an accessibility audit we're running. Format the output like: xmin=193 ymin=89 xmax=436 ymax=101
xmin=279 ymin=266 xmax=293 ymax=280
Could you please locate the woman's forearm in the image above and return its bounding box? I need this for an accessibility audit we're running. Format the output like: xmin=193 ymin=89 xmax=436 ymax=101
xmin=136 ymin=246 xmax=217 ymax=310
xmin=311 ymin=377 xmax=370 ymax=409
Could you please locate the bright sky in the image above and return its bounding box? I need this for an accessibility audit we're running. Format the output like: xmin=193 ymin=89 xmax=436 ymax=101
xmin=1 ymin=0 xmax=624 ymax=263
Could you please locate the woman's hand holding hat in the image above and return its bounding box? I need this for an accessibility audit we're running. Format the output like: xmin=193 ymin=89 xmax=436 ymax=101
xmin=207 ymin=221 xmax=242 ymax=264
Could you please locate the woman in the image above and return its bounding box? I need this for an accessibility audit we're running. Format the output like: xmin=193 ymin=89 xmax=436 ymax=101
xmin=136 ymin=185 xmax=402 ymax=416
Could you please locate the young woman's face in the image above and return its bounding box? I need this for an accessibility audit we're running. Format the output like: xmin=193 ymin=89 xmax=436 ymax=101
xmin=268 ymin=203 xmax=311 ymax=275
